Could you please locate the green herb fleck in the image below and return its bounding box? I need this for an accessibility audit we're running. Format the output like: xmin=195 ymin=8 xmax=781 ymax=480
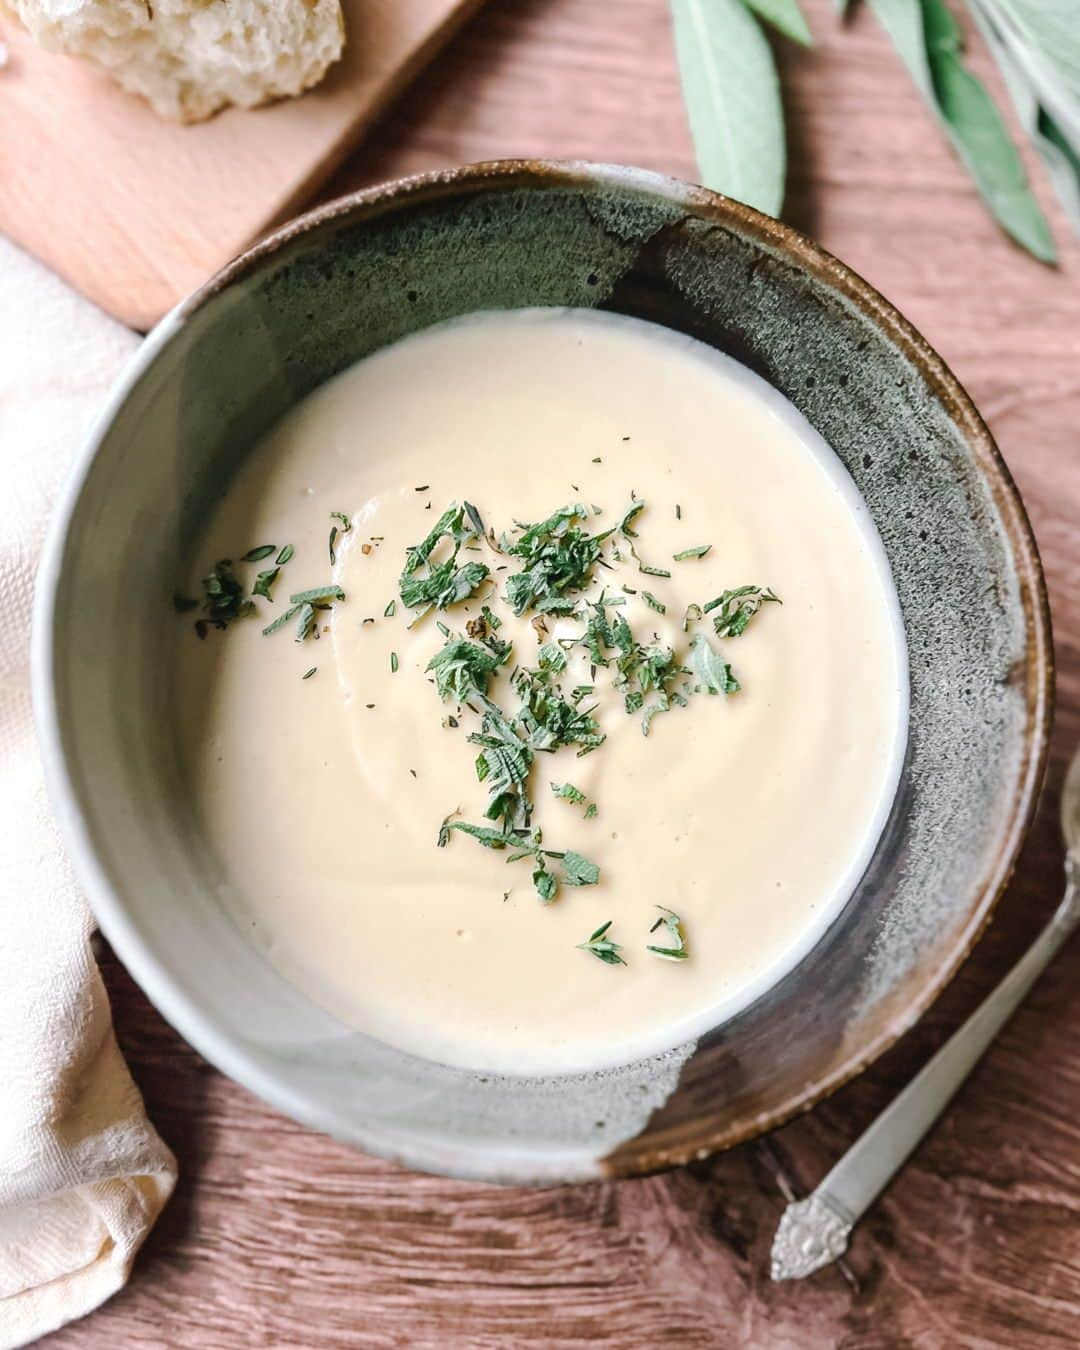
xmin=577 ymin=920 xmax=626 ymax=966
xmin=262 ymin=604 xmax=301 ymax=636
xmin=532 ymin=859 xmax=558 ymax=904
xmin=689 ymin=633 xmax=739 ymax=694
xmin=463 ymin=501 xmax=486 ymax=539
xmin=426 ymin=638 xmax=509 ymax=702
xmin=551 ymin=782 xmax=586 ymax=805
xmin=561 ymin=851 xmax=600 ymax=887
xmin=294 ymin=603 xmax=317 ymax=643
xmin=200 ymin=560 xmax=255 ymax=629
xmin=302 ymin=666 xmax=317 ymax=680
xmin=173 ymin=593 xmax=199 ymax=613
xmin=252 ymin=567 xmax=279 ymax=601
xmin=503 ymin=505 xmax=602 ymax=615
xmin=384 ymin=599 xmax=396 ymax=618
xmin=289 ymin=584 xmax=345 ymax=605
xmin=242 ymin=544 xmax=276 ymax=562
xmin=641 ymin=590 xmax=666 ymax=615
xmin=328 ymin=512 xmax=352 ymax=567
xmin=276 ymin=544 xmax=294 ymax=565
xmin=647 ymin=905 xmax=689 ymax=961
xmin=673 ymin=544 xmax=711 ymax=561
xmin=400 ymin=504 xmax=490 ymax=615
xmin=704 ymin=585 xmax=780 ymax=637
xmin=390 ymin=651 xmax=399 ymax=673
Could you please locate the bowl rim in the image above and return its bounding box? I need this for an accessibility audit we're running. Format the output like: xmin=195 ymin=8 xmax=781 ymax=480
xmin=33 ymin=159 xmax=1054 ymax=1179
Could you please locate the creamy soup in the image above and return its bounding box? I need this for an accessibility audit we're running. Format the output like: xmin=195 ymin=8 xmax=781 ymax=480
xmin=175 ymin=309 xmax=906 ymax=1075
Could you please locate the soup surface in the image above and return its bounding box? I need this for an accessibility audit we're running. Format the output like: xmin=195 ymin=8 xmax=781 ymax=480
xmin=175 ymin=308 xmax=906 ymax=1074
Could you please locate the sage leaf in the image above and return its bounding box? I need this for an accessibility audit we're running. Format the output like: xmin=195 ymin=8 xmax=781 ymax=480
xmin=868 ymin=0 xmax=1056 ymax=262
xmin=976 ymin=0 xmax=1080 ymax=149
xmin=670 ymin=0 xmax=786 ymax=216
xmin=743 ymin=0 xmax=812 ymax=47
xmin=995 ymin=1 xmax=1080 ymax=107
xmin=561 ymin=851 xmax=600 ymax=887
xmin=969 ymin=0 xmax=1080 ymax=234
xmin=689 ymin=634 xmax=740 ymax=695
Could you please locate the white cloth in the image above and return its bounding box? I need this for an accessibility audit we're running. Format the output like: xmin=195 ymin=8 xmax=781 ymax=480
xmin=0 ymin=237 xmax=177 ymax=1349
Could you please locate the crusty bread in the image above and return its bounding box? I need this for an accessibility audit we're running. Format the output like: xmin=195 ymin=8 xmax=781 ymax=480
xmin=2 ymin=0 xmax=345 ymax=122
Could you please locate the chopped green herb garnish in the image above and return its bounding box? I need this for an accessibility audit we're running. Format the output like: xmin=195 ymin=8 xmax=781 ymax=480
xmin=463 ymin=501 xmax=486 ymax=539
xmin=328 ymin=512 xmax=352 ymax=567
xmin=438 ymin=818 xmax=513 ymax=850
xmin=618 ymin=501 xmax=645 ymax=537
xmin=399 ymin=504 xmax=490 ymax=615
xmin=390 ymin=651 xmax=399 ymax=673
xmin=388 ymin=498 xmax=778 ymax=962
xmin=503 ymin=504 xmax=601 ymax=615
xmin=173 ymin=593 xmax=199 ymax=613
xmin=704 ymin=585 xmax=780 ymax=637
xmin=242 ymin=544 xmax=276 ymax=562
xmin=262 ymin=604 xmax=301 ymax=636
xmin=289 ymin=584 xmax=345 ymax=605
xmin=384 ymin=599 xmax=396 ymax=618
xmin=647 ymin=906 xmax=689 ymax=961
xmin=302 ymin=666 xmax=317 ymax=680
xmin=561 ymin=851 xmax=600 ymax=887
xmin=577 ymin=920 xmax=626 ymax=966
xmin=252 ymin=567 xmax=279 ymax=601
xmin=294 ymin=602 xmax=317 ymax=643
xmin=426 ymin=638 xmax=508 ymax=702
xmin=689 ymin=633 xmax=739 ymax=694
xmin=532 ymin=859 xmax=558 ymax=903
xmin=276 ymin=544 xmax=294 ymax=565
xmin=200 ymin=560 xmax=255 ymax=629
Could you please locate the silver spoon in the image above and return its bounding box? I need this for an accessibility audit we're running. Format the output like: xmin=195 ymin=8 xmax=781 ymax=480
xmin=771 ymin=745 xmax=1080 ymax=1281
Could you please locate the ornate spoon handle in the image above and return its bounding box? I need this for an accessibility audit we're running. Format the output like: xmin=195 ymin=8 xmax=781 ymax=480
xmin=772 ymin=854 xmax=1079 ymax=1281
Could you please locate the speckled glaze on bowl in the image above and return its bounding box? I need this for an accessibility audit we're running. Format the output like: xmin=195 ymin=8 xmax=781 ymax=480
xmin=34 ymin=162 xmax=1052 ymax=1183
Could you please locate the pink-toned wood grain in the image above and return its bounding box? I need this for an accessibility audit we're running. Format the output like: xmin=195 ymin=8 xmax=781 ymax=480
xmin=0 ymin=0 xmax=484 ymax=329
xmin=43 ymin=0 xmax=1080 ymax=1345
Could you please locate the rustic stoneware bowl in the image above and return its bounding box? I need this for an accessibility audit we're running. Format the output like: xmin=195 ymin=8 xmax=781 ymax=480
xmin=34 ymin=162 xmax=1052 ymax=1183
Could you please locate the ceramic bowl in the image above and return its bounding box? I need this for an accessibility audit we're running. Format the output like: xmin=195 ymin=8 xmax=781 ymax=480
xmin=34 ymin=162 xmax=1052 ymax=1183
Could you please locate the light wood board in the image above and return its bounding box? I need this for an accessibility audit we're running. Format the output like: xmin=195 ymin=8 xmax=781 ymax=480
xmin=0 ymin=0 xmax=483 ymax=329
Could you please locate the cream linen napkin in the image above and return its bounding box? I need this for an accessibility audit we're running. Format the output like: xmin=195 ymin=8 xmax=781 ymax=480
xmin=0 ymin=237 xmax=178 ymax=1348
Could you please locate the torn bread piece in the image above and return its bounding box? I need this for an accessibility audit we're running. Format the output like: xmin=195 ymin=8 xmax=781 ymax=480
xmin=2 ymin=0 xmax=345 ymax=122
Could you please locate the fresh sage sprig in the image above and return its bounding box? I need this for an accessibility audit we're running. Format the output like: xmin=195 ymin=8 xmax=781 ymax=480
xmin=967 ymin=0 xmax=1080 ymax=236
xmin=868 ymin=0 xmax=1055 ymax=262
xmin=672 ymin=0 xmax=1078 ymax=262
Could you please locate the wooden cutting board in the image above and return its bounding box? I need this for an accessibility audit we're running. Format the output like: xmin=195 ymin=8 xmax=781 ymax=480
xmin=0 ymin=0 xmax=483 ymax=330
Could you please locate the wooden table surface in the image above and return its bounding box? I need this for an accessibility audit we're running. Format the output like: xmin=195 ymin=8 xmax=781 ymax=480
xmin=52 ymin=1 xmax=1080 ymax=1345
